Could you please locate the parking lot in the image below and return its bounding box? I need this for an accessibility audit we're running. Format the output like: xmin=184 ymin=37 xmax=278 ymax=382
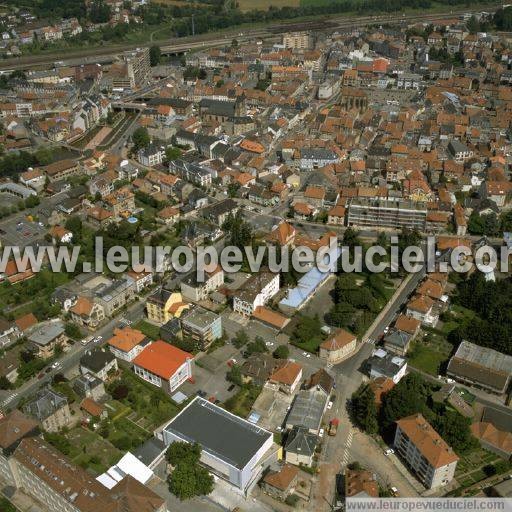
xmin=221 ymin=309 xmax=279 ymax=341
xmin=0 ymin=216 xmax=48 ymax=248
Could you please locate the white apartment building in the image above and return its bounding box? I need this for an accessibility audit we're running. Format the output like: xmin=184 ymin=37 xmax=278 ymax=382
xmin=233 ymin=272 xmax=280 ymax=316
xmin=394 ymin=413 xmax=459 ymax=489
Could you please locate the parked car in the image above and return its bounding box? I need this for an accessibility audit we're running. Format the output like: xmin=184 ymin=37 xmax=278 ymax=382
xmin=384 ymin=448 xmax=394 ymax=456
xmin=327 ymin=401 xmax=333 ymax=410
xmin=319 ymin=428 xmax=325 ymax=438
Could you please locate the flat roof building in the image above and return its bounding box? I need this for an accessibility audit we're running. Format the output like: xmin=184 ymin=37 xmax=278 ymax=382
xmin=347 ymin=197 xmax=427 ymax=230
xmin=162 ymin=397 xmax=275 ymax=492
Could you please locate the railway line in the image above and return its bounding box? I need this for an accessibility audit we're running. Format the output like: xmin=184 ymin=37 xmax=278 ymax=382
xmin=0 ymin=5 xmax=502 ymax=72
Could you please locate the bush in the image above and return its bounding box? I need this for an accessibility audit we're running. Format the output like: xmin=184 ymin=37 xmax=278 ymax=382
xmin=285 ymin=494 xmax=300 ymax=507
xmin=112 ymin=384 xmax=129 ymax=400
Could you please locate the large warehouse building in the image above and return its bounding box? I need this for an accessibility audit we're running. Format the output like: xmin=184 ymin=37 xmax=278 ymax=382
xmin=162 ymin=397 xmax=276 ymax=492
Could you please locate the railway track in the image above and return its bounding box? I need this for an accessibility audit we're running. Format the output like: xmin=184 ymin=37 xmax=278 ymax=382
xmin=0 ymin=5 xmax=502 ymax=72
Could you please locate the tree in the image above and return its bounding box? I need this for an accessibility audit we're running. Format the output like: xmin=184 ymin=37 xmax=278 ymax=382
xmin=232 ymin=329 xmax=248 ymax=348
xmin=90 ymin=0 xmax=111 ymax=23
xmin=380 ymin=373 xmax=432 ymax=431
xmin=273 ymin=345 xmax=289 ymax=359
xmin=0 ymin=376 xmax=12 ymax=390
xmin=166 ymin=441 xmax=201 ymax=466
xmin=132 ymin=127 xmax=150 ymax=151
xmin=149 ymin=45 xmax=161 ymax=66
xmin=226 ymin=364 xmax=243 ymax=386
xmin=468 ymin=212 xmax=499 ymax=236
xmin=166 ymin=442 xmax=213 ymax=500
xmin=351 ymin=384 xmax=378 ymax=434
xmin=165 ymin=146 xmax=181 ymax=162
xmin=168 ymin=462 xmax=213 ymax=500
xmin=245 ymin=336 xmax=268 ymax=356
xmin=65 ymin=322 xmax=82 ymax=340
xmin=65 ymin=216 xmax=83 ymax=236
xmin=112 ymin=384 xmax=129 ymax=400
xmin=292 ymin=314 xmax=322 ymax=346
xmin=342 ymin=227 xmax=360 ymax=249
xmin=494 ymin=6 xmax=512 ymax=30
xmin=466 ymin=15 xmax=480 ymax=34
xmin=433 ymin=410 xmax=478 ymax=454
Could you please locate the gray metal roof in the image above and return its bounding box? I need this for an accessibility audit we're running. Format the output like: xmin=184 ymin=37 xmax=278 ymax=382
xmin=286 ymin=389 xmax=328 ymax=432
xmin=164 ymin=397 xmax=272 ymax=469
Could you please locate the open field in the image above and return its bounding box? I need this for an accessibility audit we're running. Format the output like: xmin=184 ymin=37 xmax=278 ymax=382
xmin=238 ymin=0 xmax=300 ymax=12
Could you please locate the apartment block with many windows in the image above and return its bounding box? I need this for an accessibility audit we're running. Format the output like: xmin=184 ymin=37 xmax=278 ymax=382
xmin=394 ymin=413 xmax=458 ymax=489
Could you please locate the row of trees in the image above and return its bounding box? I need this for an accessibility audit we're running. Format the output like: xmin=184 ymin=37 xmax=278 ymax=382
xmin=352 ymin=374 xmax=478 ymax=454
xmin=467 ymin=210 xmax=512 ymax=237
xmin=450 ymin=272 xmax=512 ymax=355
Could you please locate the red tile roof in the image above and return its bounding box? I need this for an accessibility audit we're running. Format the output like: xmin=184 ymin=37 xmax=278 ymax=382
xmin=133 ymin=340 xmax=192 ymax=380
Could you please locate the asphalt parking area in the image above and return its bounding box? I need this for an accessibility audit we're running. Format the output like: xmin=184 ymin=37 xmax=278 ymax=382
xmin=0 ymin=216 xmax=48 ymax=248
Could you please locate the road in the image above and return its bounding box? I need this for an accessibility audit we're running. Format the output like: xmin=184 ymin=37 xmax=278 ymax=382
xmin=308 ymin=258 xmax=427 ymax=508
xmin=0 ymin=299 xmax=146 ymax=411
xmin=0 ymin=7 xmax=501 ymax=71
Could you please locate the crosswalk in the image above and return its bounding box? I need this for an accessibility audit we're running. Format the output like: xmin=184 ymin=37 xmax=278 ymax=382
xmin=364 ymin=337 xmax=377 ymax=345
xmin=1 ymin=393 xmax=17 ymax=407
xmin=341 ymin=429 xmax=354 ymax=466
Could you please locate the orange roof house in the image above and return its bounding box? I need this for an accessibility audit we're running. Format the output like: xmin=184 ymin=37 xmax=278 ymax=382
xmin=133 ymin=340 xmax=193 ymax=393
xmin=268 ymin=361 xmax=302 ymax=394
xmin=319 ymin=328 xmax=357 ymax=363
xmin=394 ymin=315 xmax=421 ymax=336
xmin=15 ymin=313 xmax=38 ymax=333
xmin=471 ymin=422 xmax=512 ymax=458
xmin=239 ymin=139 xmax=265 ymax=154
xmin=108 ymin=326 xmax=149 ymax=361
xmin=368 ymin=377 xmax=395 ymax=407
xmin=266 ymin=220 xmax=296 ymax=246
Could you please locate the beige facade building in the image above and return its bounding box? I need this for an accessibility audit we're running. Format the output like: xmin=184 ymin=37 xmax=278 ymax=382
xmin=394 ymin=413 xmax=459 ymax=489
xmin=319 ymin=328 xmax=357 ymax=363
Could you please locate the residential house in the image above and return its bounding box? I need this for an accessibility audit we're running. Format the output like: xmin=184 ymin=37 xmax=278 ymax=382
xmin=24 ymin=388 xmax=72 ymax=433
xmin=285 ymin=426 xmax=318 ymax=467
xmin=180 ymin=266 xmax=224 ymax=302
xmin=406 ymin=295 xmax=437 ymax=326
xmin=180 ymin=306 xmax=222 ymax=351
xmin=72 ymin=373 xmax=106 ymax=402
xmin=470 ymin=422 xmax=512 ymax=460
xmin=133 ymin=340 xmax=193 ymax=394
xmin=344 ymin=468 xmax=379 ymax=498
xmin=319 ymin=329 xmax=357 ymax=364
xmin=261 ymin=464 xmax=299 ymax=501
xmin=69 ymin=296 xmax=106 ymax=330
xmin=267 ymin=361 xmax=302 ymax=395
xmin=26 ymin=320 xmax=67 ymax=359
xmin=367 ymin=348 xmax=407 ymax=384
xmin=146 ymin=290 xmax=188 ymax=324
xmin=80 ymin=349 xmax=118 ymax=381
xmin=107 ymin=326 xmax=151 ymax=363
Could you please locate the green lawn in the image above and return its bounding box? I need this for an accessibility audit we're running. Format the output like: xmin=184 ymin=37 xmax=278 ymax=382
xmin=132 ymin=319 xmax=161 ymax=341
xmin=224 ymin=385 xmax=261 ymax=418
xmin=108 ymin=369 xmax=181 ymax=430
xmin=408 ymin=341 xmax=449 ymax=376
xmin=67 ymin=427 xmax=121 ymax=474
